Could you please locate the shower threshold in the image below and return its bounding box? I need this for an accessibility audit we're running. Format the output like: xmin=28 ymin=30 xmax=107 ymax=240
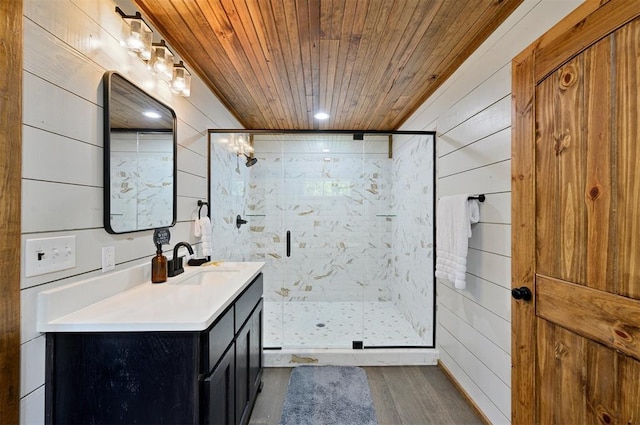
xmin=263 ymin=301 xmax=437 ymax=366
xmin=264 ymin=347 xmax=439 ymax=367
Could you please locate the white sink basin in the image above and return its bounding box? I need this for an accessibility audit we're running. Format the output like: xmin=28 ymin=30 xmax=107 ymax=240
xmin=203 ymin=267 xmax=241 ymax=272
xmin=168 ymin=270 xmax=239 ymax=286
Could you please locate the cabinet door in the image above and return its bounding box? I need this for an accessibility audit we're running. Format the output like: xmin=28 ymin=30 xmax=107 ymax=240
xmin=202 ymin=345 xmax=235 ymax=425
xmin=235 ymin=301 xmax=264 ymax=425
xmin=249 ymin=300 xmax=263 ymax=396
xmin=235 ymin=319 xmax=251 ymax=425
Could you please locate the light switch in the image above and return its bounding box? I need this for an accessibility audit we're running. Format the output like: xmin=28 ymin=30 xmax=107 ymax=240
xmin=25 ymin=236 xmax=76 ymax=277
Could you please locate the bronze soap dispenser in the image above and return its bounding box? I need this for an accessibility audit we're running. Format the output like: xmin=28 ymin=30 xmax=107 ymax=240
xmin=151 ymin=243 xmax=167 ymax=283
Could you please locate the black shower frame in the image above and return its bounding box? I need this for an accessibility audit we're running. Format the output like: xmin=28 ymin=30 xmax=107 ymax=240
xmin=207 ymin=129 xmax=437 ymax=350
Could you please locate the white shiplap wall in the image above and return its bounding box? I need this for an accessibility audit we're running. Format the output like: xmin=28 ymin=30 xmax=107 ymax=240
xmin=19 ymin=0 xmax=241 ymax=423
xmin=401 ymin=0 xmax=583 ymax=423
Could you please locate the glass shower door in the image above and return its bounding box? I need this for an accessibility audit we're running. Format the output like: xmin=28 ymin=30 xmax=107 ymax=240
xmin=279 ymin=137 xmax=366 ymax=349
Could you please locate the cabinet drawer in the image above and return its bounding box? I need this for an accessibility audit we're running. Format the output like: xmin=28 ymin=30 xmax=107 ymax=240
xmin=235 ymin=273 xmax=263 ymax=333
xmin=202 ymin=306 xmax=234 ymax=372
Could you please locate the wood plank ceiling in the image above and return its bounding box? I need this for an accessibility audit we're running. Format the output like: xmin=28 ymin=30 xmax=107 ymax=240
xmin=134 ymin=0 xmax=523 ymax=131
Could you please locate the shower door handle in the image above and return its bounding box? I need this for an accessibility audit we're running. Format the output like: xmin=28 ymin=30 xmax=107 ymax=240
xmin=286 ymin=230 xmax=291 ymax=257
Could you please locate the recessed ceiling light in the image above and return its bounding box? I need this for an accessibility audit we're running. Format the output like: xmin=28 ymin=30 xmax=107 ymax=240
xmin=322 ymin=148 xmax=330 ymax=153
xmin=143 ymin=111 xmax=161 ymax=119
xmin=314 ymin=112 xmax=329 ymax=120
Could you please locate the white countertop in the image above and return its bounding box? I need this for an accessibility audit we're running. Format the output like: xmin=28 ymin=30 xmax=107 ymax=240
xmin=37 ymin=261 xmax=265 ymax=333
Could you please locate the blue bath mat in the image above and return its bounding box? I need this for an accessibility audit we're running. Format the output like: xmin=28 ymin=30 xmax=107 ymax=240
xmin=278 ymin=365 xmax=378 ymax=425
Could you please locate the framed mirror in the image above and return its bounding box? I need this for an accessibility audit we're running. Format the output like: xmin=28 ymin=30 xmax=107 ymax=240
xmin=103 ymin=71 xmax=177 ymax=234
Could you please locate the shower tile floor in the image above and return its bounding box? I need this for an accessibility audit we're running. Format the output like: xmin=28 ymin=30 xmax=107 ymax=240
xmin=263 ymin=301 xmax=427 ymax=348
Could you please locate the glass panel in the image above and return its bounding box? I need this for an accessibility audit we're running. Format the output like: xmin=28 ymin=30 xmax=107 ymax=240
xmin=240 ymin=132 xmax=435 ymax=350
xmin=367 ymin=133 xmax=435 ymax=347
xmin=278 ymin=135 xmax=368 ymax=349
xmin=246 ymin=138 xmax=284 ymax=349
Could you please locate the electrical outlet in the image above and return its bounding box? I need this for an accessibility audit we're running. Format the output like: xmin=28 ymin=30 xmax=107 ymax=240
xmin=25 ymin=236 xmax=76 ymax=277
xmin=102 ymin=246 xmax=115 ymax=272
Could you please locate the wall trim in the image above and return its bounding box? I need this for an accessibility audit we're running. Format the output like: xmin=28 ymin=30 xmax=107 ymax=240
xmin=437 ymin=360 xmax=491 ymax=425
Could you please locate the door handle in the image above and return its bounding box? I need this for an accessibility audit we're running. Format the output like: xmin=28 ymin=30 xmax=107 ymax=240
xmin=286 ymin=230 xmax=291 ymax=257
xmin=511 ymin=286 xmax=532 ymax=301
xmin=236 ymin=215 xmax=248 ymax=229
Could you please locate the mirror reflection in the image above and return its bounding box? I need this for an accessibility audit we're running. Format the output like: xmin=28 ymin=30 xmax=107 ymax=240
xmin=103 ymin=71 xmax=177 ymax=234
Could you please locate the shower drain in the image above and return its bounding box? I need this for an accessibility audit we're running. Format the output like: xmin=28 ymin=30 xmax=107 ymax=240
xmin=316 ymin=323 xmax=326 ymax=328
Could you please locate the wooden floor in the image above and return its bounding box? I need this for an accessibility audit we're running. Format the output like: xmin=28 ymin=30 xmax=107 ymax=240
xmin=248 ymin=366 xmax=483 ymax=425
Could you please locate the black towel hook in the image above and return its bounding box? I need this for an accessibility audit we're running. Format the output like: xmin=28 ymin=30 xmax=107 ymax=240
xmin=468 ymin=194 xmax=485 ymax=202
xmin=197 ymin=200 xmax=209 ymax=219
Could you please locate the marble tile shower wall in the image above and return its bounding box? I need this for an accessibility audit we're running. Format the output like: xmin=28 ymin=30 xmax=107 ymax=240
xmin=247 ymin=152 xmax=394 ymax=304
xmin=391 ymin=134 xmax=435 ymax=345
xmin=209 ymin=137 xmax=252 ymax=261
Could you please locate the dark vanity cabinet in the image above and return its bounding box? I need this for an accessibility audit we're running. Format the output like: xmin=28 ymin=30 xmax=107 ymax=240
xmin=45 ymin=273 xmax=263 ymax=425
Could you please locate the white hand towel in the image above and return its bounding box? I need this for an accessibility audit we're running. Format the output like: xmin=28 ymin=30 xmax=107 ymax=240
xmin=435 ymin=194 xmax=480 ymax=290
xmin=199 ymin=216 xmax=213 ymax=256
xmin=193 ymin=217 xmax=202 ymax=238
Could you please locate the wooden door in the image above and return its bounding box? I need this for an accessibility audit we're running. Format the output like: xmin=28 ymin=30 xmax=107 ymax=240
xmin=512 ymin=0 xmax=640 ymax=423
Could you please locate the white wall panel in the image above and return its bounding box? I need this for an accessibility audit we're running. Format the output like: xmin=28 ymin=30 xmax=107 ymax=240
xmin=403 ymin=2 xmax=584 ymax=422
xmin=177 ymin=144 xmax=207 ymax=178
xmin=23 ymin=18 xmax=104 ymax=102
xmin=468 ymin=223 xmax=511 ymax=256
xmin=438 ymin=97 xmax=510 ymax=158
xmin=467 ymin=248 xmax=511 ymax=289
xmin=19 ymin=335 xmax=45 ymax=398
xmin=173 ymin=97 xmax=216 ymax=134
xmin=438 ymin=283 xmax=511 ymax=355
xmin=436 ymin=65 xmax=512 ymax=135
xmin=439 ymin=305 xmax=510 ymax=388
xmin=22 ymin=126 xmax=102 ymax=186
xmin=177 ymin=121 xmax=208 ymax=155
xmin=438 ymin=160 xmax=511 ymax=196
xmin=21 ymin=180 xmax=102 ymax=233
xmin=475 ymin=192 xmax=511 ymax=224
xmin=177 ymin=170 xmax=208 ymax=200
xmin=177 ymin=195 xmax=203 ymax=224
xmin=439 ymin=128 xmax=511 ymax=177
xmin=440 ymin=274 xmax=511 ymax=322
xmin=437 ymin=341 xmax=510 ymax=425
xmin=23 ymin=72 xmax=102 ymax=145
xmin=19 ymin=1 xmax=242 ymax=420
xmin=19 ymin=386 xmax=45 ymax=425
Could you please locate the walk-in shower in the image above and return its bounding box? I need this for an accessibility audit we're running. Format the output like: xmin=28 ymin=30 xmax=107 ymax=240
xmin=208 ymin=130 xmax=436 ymax=363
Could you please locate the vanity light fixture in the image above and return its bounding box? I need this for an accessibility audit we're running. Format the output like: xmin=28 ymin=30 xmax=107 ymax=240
xmin=149 ymin=40 xmax=174 ymax=82
xmin=116 ymin=7 xmax=153 ymax=61
xmin=171 ymin=61 xmax=192 ymax=97
xmin=114 ymin=7 xmax=191 ymax=98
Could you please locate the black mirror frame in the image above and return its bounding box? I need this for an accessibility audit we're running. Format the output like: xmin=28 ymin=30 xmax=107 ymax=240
xmin=102 ymin=71 xmax=178 ymax=234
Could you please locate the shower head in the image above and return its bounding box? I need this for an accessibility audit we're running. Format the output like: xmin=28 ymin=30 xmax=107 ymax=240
xmin=243 ymin=154 xmax=258 ymax=167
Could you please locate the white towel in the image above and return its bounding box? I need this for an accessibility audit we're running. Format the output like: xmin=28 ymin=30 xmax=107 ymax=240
xmin=193 ymin=217 xmax=202 ymax=238
xmin=435 ymin=194 xmax=480 ymax=289
xmin=199 ymin=216 xmax=213 ymax=256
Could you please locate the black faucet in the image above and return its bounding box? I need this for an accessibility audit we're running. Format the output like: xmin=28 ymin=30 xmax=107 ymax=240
xmin=168 ymin=242 xmax=194 ymax=277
